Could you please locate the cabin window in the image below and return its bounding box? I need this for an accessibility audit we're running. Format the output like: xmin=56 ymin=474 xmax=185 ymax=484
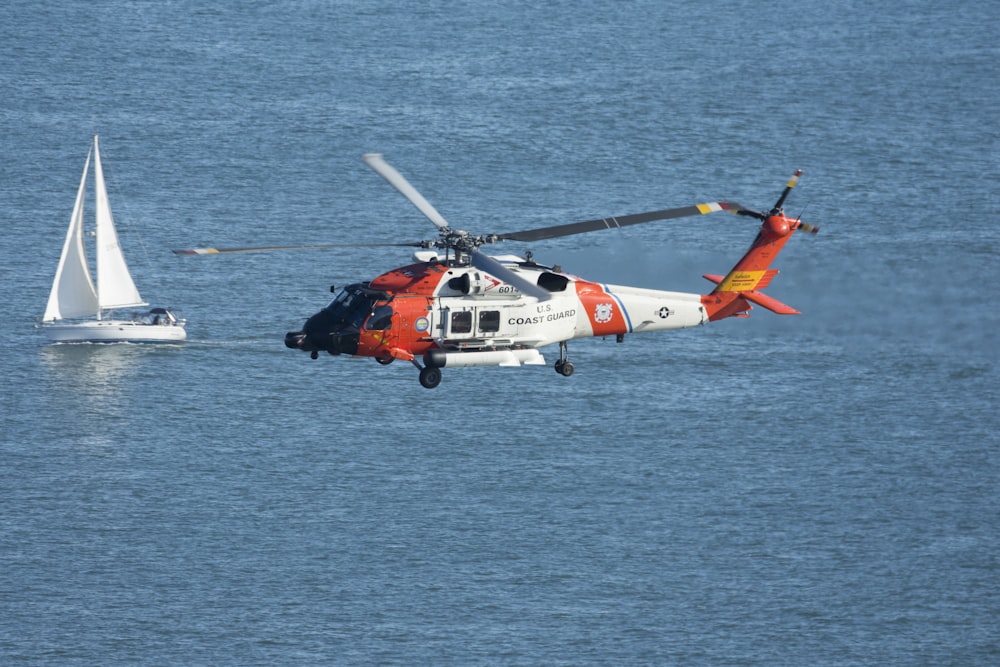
xmin=450 ymin=311 xmax=473 ymax=334
xmin=365 ymin=305 xmax=393 ymax=331
xmin=447 ymin=274 xmax=471 ymax=294
xmin=538 ymin=272 xmax=569 ymax=292
xmin=479 ymin=310 xmax=500 ymax=333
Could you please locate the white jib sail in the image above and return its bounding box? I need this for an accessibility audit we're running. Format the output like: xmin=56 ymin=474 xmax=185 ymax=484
xmin=43 ymin=146 xmax=99 ymax=321
xmin=93 ymin=136 xmax=146 ymax=311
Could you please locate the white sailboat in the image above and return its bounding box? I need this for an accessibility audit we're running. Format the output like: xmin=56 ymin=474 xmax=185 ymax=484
xmin=40 ymin=135 xmax=186 ymax=343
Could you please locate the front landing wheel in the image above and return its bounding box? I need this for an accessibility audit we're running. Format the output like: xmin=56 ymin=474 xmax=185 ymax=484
xmin=419 ymin=366 xmax=442 ymax=389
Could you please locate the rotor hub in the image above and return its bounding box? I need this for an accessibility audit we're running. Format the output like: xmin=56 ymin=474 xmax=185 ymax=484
xmin=764 ymin=215 xmax=791 ymax=238
xmin=436 ymin=228 xmax=497 ymax=255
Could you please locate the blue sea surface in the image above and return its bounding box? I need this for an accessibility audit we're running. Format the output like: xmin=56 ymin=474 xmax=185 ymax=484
xmin=1 ymin=0 xmax=997 ymax=664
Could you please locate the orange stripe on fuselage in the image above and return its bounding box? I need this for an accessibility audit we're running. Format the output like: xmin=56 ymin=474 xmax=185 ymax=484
xmin=574 ymin=280 xmax=630 ymax=336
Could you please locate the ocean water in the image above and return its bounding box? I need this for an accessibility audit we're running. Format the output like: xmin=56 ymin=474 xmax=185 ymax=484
xmin=1 ymin=0 xmax=997 ymax=664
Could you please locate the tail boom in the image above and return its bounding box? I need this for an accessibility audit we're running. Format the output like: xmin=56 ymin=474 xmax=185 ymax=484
xmin=701 ymin=213 xmax=805 ymax=321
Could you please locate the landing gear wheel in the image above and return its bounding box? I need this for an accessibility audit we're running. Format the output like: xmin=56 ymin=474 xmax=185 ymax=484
xmin=555 ymin=360 xmax=575 ymax=377
xmin=375 ymin=355 xmax=394 ymax=365
xmin=554 ymin=341 xmax=574 ymax=376
xmin=419 ymin=366 xmax=442 ymax=389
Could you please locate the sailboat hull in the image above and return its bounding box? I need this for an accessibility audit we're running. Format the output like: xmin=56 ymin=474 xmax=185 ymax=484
xmin=42 ymin=319 xmax=187 ymax=343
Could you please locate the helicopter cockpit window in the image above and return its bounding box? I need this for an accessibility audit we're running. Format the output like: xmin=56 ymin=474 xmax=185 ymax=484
xmin=479 ymin=310 xmax=500 ymax=333
xmin=450 ymin=311 xmax=473 ymax=334
xmin=365 ymin=305 xmax=393 ymax=330
xmin=325 ymin=285 xmax=380 ymax=329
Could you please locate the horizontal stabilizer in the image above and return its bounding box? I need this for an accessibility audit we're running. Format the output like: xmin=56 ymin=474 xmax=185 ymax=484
xmin=703 ymin=274 xmax=799 ymax=314
xmin=741 ymin=290 xmax=800 ymax=315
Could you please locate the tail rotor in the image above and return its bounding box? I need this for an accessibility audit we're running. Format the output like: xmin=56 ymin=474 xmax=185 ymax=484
xmin=771 ymin=169 xmax=802 ymax=215
xmin=728 ymin=169 xmax=819 ymax=235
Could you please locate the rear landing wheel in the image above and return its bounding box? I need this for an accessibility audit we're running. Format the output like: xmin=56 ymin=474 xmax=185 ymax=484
xmin=419 ymin=366 xmax=442 ymax=389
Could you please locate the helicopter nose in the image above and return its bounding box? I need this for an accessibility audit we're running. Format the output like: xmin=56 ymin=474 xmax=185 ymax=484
xmin=301 ymin=310 xmax=336 ymax=352
xmin=295 ymin=310 xmax=360 ymax=356
xmin=284 ymin=330 xmax=306 ymax=349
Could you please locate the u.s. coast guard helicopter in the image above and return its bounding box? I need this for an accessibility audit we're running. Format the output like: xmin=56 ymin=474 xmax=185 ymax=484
xmin=176 ymin=154 xmax=818 ymax=388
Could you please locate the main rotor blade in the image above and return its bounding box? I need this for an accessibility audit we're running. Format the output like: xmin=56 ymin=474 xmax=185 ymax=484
xmin=471 ymin=251 xmax=551 ymax=301
xmin=496 ymin=201 xmax=751 ymax=242
xmin=173 ymin=242 xmax=422 ymax=255
xmin=362 ymin=153 xmax=451 ymax=230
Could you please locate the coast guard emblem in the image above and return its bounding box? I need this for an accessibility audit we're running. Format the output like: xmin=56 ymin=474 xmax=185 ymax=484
xmin=594 ymin=303 xmax=614 ymax=324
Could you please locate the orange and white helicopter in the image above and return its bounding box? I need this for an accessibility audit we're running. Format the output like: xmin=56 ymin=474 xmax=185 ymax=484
xmin=176 ymin=154 xmax=818 ymax=388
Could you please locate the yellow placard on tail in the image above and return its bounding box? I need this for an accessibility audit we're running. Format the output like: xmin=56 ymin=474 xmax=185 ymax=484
xmin=717 ymin=270 xmax=767 ymax=292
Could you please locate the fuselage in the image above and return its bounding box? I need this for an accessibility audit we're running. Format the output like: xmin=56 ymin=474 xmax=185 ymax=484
xmin=285 ymin=254 xmax=707 ymax=362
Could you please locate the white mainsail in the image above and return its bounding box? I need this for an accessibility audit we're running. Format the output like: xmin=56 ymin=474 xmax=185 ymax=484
xmin=42 ymin=146 xmax=99 ymax=321
xmin=93 ymin=136 xmax=146 ymax=312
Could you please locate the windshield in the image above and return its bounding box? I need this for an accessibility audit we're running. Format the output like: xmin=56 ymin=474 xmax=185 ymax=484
xmin=323 ymin=284 xmax=384 ymax=330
